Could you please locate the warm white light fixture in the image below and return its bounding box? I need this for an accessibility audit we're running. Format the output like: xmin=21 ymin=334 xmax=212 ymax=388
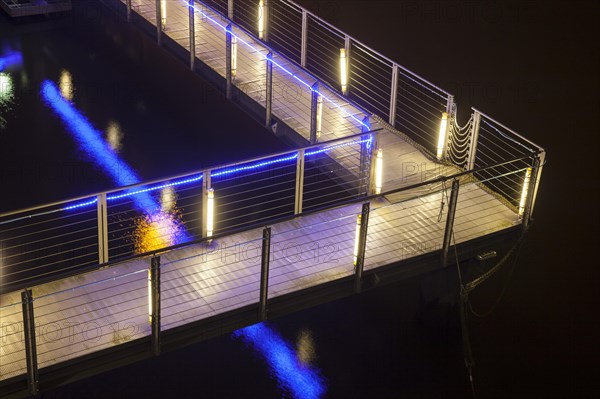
xmin=232 ymin=35 xmax=238 ymax=78
xmin=375 ymin=148 xmax=383 ymax=195
xmin=161 ymin=0 xmax=167 ymax=29
xmin=518 ymin=167 xmax=532 ymax=217
xmin=148 ymin=269 xmax=152 ymax=323
xmin=258 ymin=0 xmax=265 ymax=39
xmin=316 ymin=93 xmax=323 ymax=139
xmin=437 ymin=112 xmax=448 ymax=159
xmin=340 ymin=48 xmax=348 ymax=94
xmin=353 ymin=214 xmax=362 ymax=266
xmin=206 ymin=188 xmax=215 ymax=237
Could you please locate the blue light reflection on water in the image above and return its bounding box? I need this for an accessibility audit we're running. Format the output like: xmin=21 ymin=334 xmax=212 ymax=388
xmin=0 ymin=51 xmax=22 ymax=71
xmin=233 ymin=323 xmax=326 ymax=399
xmin=40 ymin=80 xmax=158 ymax=211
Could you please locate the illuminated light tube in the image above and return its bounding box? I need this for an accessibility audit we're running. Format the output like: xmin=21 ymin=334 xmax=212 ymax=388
xmin=148 ymin=269 xmax=152 ymax=323
xmin=340 ymin=48 xmax=348 ymax=94
xmin=258 ymin=0 xmax=265 ymax=39
xmin=161 ymin=0 xmax=167 ymax=29
xmin=518 ymin=167 xmax=532 ymax=217
xmin=232 ymin=35 xmax=238 ymax=78
xmin=437 ymin=112 xmax=448 ymax=160
xmin=316 ymin=94 xmax=323 ymax=139
xmin=353 ymin=213 xmax=362 ymax=266
xmin=375 ymin=148 xmax=383 ymax=195
xmin=206 ymin=188 xmax=215 ymax=237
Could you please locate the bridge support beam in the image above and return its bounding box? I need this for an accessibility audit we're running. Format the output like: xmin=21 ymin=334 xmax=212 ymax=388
xmin=189 ymin=0 xmax=196 ymax=71
xmin=155 ymin=0 xmax=162 ymax=46
xmin=466 ymin=111 xmax=481 ymax=171
xmin=265 ymin=52 xmax=273 ymax=128
xmin=309 ymin=82 xmax=319 ymax=144
xmin=259 ymin=227 xmax=272 ymax=321
xmin=354 ymin=203 xmax=370 ymax=293
xmin=441 ymin=179 xmax=460 ymax=268
xmin=22 ymin=289 xmax=39 ymax=396
xmin=294 ymin=149 xmax=305 ymax=215
xmin=150 ymin=256 xmax=161 ymax=356
xmin=126 ymin=0 xmax=132 ymax=22
xmin=97 ymin=193 xmax=109 ymax=264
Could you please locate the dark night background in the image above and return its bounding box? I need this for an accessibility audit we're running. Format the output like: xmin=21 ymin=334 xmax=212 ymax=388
xmin=1 ymin=0 xmax=597 ymax=398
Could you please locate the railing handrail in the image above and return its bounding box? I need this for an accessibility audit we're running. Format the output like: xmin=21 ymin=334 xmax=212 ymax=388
xmin=4 ymin=152 xmax=537 ymax=295
xmin=0 ymin=129 xmax=382 ymax=220
xmin=282 ymin=0 xmax=451 ymax=97
xmin=472 ymin=107 xmax=545 ymax=153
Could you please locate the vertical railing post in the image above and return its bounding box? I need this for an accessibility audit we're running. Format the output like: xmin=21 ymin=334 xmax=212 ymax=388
xmin=259 ymin=227 xmax=272 ymax=321
xmin=97 ymin=193 xmax=109 ymax=264
xmin=522 ymin=156 xmax=541 ymax=231
xmin=354 ymin=203 xmax=370 ymax=293
xmin=530 ymin=151 xmax=545 ymax=217
xmin=264 ymin=0 xmax=270 ymax=42
xmin=309 ymin=82 xmax=319 ymax=144
xmin=446 ymin=94 xmax=455 ymax=114
xmin=389 ymin=64 xmax=398 ymax=126
xmin=21 ymin=289 xmax=39 ymax=396
xmin=441 ymin=179 xmax=460 ymax=268
xmin=466 ymin=111 xmax=481 ymax=171
xmin=126 ymin=0 xmax=132 ymax=22
xmin=228 ymin=0 xmax=233 ymax=20
xmin=300 ymin=10 xmax=308 ymax=67
xmin=150 ymin=256 xmax=161 ymax=356
xmin=294 ymin=149 xmax=305 ymax=215
xmin=368 ymin=132 xmax=380 ymax=195
xmin=189 ymin=0 xmax=196 ymax=71
xmin=265 ymin=52 xmax=274 ymax=128
xmin=359 ymin=116 xmax=371 ymax=195
xmin=155 ymin=0 xmax=162 ymax=46
xmin=226 ymin=24 xmax=233 ymax=100
xmin=202 ymin=170 xmax=211 ymax=238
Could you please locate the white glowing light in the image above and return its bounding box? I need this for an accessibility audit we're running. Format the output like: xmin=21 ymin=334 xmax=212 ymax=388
xmin=206 ymin=188 xmax=215 ymax=237
xmin=316 ymin=93 xmax=323 ymax=139
xmin=353 ymin=214 xmax=362 ymax=266
xmin=518 ymin=167 xmax=532 ymax=217
xmin=258 ymin=0 xmax=265 ymax=39
xmin=148 ymin=269 xmax=152 ymax=323
xmin=161 ymin=0 xmax=167 ymax=29
xmin=340 ymin=48 xmax=348 ymax=94
xmin=59 ymin=70 xmax=73 ymax=101
xmin=375 ymin=148 xmax=383 ymax=195
xmin=437 ymin=112 xmax=448 ymax=159
xmin=232 ymin=35 xmax=238 ymax=78
xmin=0 ymin=73 xmax=13 ymax=103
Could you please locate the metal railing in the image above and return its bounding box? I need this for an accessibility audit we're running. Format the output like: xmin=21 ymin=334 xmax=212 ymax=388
xmin=0 ymin=131 xmax=377 ymax=292
xmin=0 ymin=155 xmax=541 ymax=393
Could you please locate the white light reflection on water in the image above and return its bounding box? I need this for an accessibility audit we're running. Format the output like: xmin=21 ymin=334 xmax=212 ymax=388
xmin=234 ymin=323 xmax=326 ymax=399
xmin=106 ymin=120 xmax=123 ymax=152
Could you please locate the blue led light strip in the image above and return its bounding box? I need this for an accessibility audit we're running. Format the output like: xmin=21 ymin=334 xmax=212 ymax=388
xmin=181 ymin=0 xmax=370 ymax=130
xmin=60 ymin=136 xmax=370 ymax=211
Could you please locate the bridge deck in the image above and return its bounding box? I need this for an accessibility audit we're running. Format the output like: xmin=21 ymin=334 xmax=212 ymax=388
xmin=0 ymin=183 xmax=517 ymax=381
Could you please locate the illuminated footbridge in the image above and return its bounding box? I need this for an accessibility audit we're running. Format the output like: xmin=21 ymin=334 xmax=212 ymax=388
xmin=0 ymin=1 xmax=545 ymax=397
